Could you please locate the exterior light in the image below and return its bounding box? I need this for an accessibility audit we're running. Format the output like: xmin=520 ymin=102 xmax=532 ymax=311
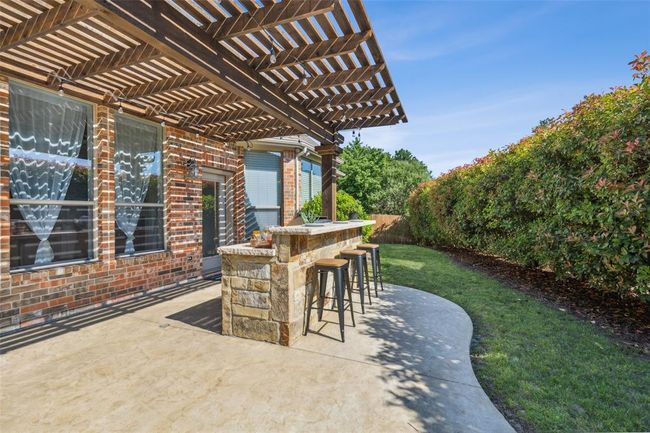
xmin=269 ymin=46 xmax=276 ymax=64
xmin=118 ymin=102 xmax=123 ymax=114
xmin=184 ymin=158 xmax=199 ymax=178
xmin=58 ymin=84 xmax=64 ymax=96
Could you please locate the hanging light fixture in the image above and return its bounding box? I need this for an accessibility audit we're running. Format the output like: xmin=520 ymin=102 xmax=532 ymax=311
xmin=326 ymin=98 xmax=332 ymax=110
xmin=160 ymin=120 xmax=165 ymax=127
xmin=118 ymin=101 xmax=124 ymax=114
xmin=58 ymin=84 xmax=64 ymax=96
xmin=269 ymin=45 xmax=277 ymax=65
xmin=302 ymin=70 xmax=309 ymax=86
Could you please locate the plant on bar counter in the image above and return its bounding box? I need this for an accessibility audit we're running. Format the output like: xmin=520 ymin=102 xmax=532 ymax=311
xmin=301 ymin=191 xmax=372 ymax=240
xmin=299 ymin=208 xmax=319 ymax=224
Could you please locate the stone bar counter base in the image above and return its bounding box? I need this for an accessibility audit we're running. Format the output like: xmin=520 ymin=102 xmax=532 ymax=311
xmin=219 ymin=221 xmax=374 ymax=346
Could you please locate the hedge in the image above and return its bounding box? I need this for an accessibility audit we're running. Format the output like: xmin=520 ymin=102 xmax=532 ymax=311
xmin=408 ymin=74 xmax=649 ymax=297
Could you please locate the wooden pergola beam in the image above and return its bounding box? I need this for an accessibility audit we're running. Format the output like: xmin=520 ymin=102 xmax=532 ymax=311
xmin=322 ymin=102 xmax=400 ymax=122
xmin=0 ymin=1 xmax=98 ymax=52
xmin=331 ymin=114 xmax=400 ymax=130
xmin=159 ymin=92 xmax=242 ymax=116
xmin=77 ymin=0 xmax=339 ymax=144
xmin=218 ymin=118 xmax=283 ymax=137
xmin=281 ymin=64 xmax=385 ymax=94
xmin=250 ymin=31 xmax=371 ymax=72
xmin=208 ymin=0 xmax=336 ymax=41
xmin=303 ymin=86 xmax=393 ymax=110
xmin=118 ymin=72 xmax=208 ymax=100
xmin=54 ymin=44 xmax=159 ymax=84
xmin=228 ymin=127 xmax=301 ymax=143
xmin=181 ymin=106 xmax=268 ymax=128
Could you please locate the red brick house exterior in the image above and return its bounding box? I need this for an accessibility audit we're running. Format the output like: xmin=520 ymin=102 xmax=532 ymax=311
xmin=0 ymin=75 xmax=315 ymax=331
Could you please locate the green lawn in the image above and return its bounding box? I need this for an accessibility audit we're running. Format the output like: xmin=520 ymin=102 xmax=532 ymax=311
xmin=381 ymin=244 xmax=650 ymax=433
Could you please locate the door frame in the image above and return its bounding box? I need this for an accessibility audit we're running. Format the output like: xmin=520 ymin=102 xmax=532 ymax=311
xmin=201 ymin=168 xmax=234 ymax=275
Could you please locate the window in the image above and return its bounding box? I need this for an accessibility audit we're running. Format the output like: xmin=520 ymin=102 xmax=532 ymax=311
xmin=244 ymin=151 xmax=281 ymax=238
xmin=114 ymin=115 xmax=164 ymax=255
xmin=9 ymin=82 xmax=94 ymax=269
xmin=300 ymin=159 xmax=322 ymax=206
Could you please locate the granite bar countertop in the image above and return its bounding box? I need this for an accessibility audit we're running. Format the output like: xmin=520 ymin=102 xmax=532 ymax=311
xmin=268 ymin=220 xmax=374 ymax=236
xmin=217 ymin=243 xmax=277 ymax=256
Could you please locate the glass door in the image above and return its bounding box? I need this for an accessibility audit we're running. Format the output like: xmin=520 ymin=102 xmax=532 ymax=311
xmin=202 ymin=180 xmax=219 ymax=259
xmin=202 ymin=177 xmax=224 ymax=275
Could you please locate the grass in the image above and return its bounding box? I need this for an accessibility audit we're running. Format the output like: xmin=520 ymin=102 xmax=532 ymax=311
xmin=380 ymin=244 xmax=650 ymax=433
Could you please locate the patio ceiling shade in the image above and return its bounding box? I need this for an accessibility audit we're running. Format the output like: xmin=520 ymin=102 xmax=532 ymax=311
xmin=0 ymin=0 xmax=407 ymax=146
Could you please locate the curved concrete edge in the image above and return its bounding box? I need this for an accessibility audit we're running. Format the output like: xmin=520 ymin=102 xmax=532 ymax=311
xmin=380 ymin=283 xmax=516 ymax=433
xmin=295 ymin=282 xmax=516 ymax=433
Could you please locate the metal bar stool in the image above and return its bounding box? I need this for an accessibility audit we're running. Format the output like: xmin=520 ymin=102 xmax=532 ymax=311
xmin=357 ymin=243 xmax=384 ymax=294
xmin=304 ymin=259 xmax=355 ymax=342
xmin=340 ymin=249 xmax=372 ymax=314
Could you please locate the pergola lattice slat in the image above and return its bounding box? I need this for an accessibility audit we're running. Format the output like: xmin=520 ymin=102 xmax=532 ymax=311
xmin=118 ymin=72 xmax=208 ymax=100
xmin=159 ymin=92 xmax=242 ymax=116
xmin=250 ymin=31 xmax=371 ymax=72
xmin=77 ymin=0 xmax=340 ymax=144
xmin=1 ymin=0 xmax=406 ymax=144
xmin=304 ymin=86 xmax=393 ymax=110
xmin=208 ymin=0 xmax=336 ymax=41
xmin=0 ymin=2 xmax=98 ymax=51
xmin=281 ymin=64 xmax=385 ymax=94
xmin=54 ymin=44 xmax=160 ymax=84
xmin=180 ymin=106 xmax=268 ymax=128
xmin=322 ymin=102 xmax=400 ymax=122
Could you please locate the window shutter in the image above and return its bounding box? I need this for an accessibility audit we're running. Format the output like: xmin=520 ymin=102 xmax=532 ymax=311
xmin=244 ymin=151 xmax=281 ymax=237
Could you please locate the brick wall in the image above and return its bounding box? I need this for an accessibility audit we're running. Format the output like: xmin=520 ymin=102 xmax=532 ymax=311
xmin=281 ymin=149 xmax=297 ymax=225
xmin=0 ymin=75 xmax=246 ymax=331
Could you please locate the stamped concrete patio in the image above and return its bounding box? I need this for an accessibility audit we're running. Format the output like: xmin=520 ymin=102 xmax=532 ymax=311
xmin=0 ymin=281 xmax=513 ymax=433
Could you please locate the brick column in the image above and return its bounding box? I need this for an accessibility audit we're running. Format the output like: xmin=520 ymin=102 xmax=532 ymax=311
xmin=233 ymin=147 xmax=246 ymax=243
xmin=315 ymin=144 xmax=342 ymax=221
xmin=281 ymin=149 xmax=297 ymax=225
xmin=94 ymin=106 xmax=115 ymax=264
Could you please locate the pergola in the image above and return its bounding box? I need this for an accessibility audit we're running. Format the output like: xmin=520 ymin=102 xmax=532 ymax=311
xmin=0 ymin=0 xmax=406 ymax=219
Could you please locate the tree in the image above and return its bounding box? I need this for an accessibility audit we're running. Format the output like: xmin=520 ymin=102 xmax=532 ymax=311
xmin=338 ymin=137 xmax=390 ymax=213
xmin=338 ymin=138 xmax=431 ymax=215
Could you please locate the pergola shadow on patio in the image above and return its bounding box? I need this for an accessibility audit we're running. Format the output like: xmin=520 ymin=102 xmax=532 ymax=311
xmin=0 ymin=282 xmax=513 ymax=433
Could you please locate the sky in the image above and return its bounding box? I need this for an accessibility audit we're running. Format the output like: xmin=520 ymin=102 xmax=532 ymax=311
xmin=340 ymin=0 xmax=650 ymax=176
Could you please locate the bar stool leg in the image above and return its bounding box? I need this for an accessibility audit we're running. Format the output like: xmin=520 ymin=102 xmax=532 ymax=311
xmin=370 ymin=250 xmax=379 ymax=297
xmin=304 ymin=276 xmax=316 ymax=336
xmin=334 ymin=268 xmax=346 ymax=342
xmin=377 ymin=250 xmax=384 ymax=291
xmin=318 ymin=270 xmax=328 ymax=321
xmin=355 ymin=257 xmax=366 ymax=314
xmin=363 ymin=257 xmax=372 ymax=305
xmin=345 ymin=270 xmax=355 ymax=327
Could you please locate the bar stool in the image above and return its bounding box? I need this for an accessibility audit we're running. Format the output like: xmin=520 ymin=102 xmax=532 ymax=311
xmin=304 ymin=259 xmax=355 ymax=342
xmin=357 ymin=243 xmax=384 ymax=294
xmin=340 ymin=249 xmax=372 ymax=314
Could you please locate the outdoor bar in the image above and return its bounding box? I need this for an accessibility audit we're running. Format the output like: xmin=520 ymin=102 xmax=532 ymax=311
xmin=219 ymin=220 xmax=373 ymax=345
xmin=0 ymin=0 xmax=406 ymax=341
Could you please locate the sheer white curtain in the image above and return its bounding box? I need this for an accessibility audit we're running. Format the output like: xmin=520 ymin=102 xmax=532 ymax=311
xmin=9 ymin=84 xmax=87 ymax=265
xmin=114 ymin=117 xmax=158 ymax=254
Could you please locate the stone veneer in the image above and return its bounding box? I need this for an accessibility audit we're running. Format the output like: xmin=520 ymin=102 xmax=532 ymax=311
xmin=220 ymin=226 xmax=364 ymax=346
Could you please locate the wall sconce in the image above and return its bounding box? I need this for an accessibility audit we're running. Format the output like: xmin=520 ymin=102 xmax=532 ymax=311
xmin=184 ymin=158 xmax=199 ymax=178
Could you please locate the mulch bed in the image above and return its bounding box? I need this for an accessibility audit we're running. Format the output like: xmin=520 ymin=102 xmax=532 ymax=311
xmin=438 ymin=247 xmax=650 ymax=353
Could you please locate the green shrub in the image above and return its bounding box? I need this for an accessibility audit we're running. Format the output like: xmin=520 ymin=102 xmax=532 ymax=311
xmin=408 ymin=69 xmax=650 ymax=297
xmin=301 ymin=190 xmax=372 ymax=240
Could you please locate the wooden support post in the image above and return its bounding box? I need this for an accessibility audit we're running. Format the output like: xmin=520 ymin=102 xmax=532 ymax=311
xmin=315 ymin=144 xmax=342 ymax=221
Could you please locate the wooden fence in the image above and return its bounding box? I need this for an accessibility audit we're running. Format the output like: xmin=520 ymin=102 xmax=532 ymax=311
xmin=369 ymin=214 xmax=414 ymax=244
